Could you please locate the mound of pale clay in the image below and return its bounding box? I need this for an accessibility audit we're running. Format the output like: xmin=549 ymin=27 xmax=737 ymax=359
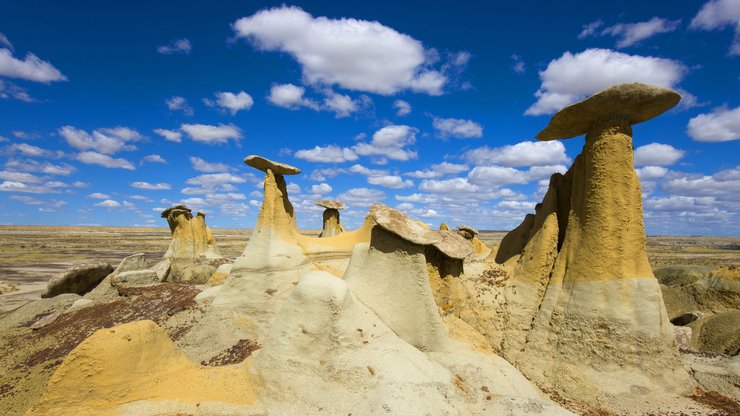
xmin=161 ymin=205 xmax=223 ymax=283
xmin=655 ymin=265 xmax=714 ymax=286
xmin=688 ymin=310 xmax=740 ymax=356
xmin=42 ymin=263 xmax=114 ymax=298
xmin=26 ymin=320 xmax=258 ymax=416
xmin=253 ymin=271 xmax=572 ymax=415
xmin=31 ymin=272 xmax=572 ymax=416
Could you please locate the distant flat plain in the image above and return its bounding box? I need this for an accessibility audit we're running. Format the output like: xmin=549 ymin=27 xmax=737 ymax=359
xmin=0 ymin=225 xmax=738 ymax=314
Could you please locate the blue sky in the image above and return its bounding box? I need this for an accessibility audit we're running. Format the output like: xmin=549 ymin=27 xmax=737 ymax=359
xmin=0 ymin=0 xmax=738 ymax=235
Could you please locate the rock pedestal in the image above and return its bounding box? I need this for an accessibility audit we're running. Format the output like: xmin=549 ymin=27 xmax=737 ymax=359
xmin=315 ymin=200 xmax=346 ymax=238
xmin=491 ymin=83 xmax=690 ymax=403
xmin=161 ymin=205 xmax=222 ymax=282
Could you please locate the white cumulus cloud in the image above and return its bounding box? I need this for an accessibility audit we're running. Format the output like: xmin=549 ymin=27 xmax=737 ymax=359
xmin=393 ymin=100 xmax=412 ymax=116
xmin=367 ymin=175 xmax=414 ymax=189
xmin=233 ymin=6 xmax=446 ymax=95
xmin=432 ymin=117 xmax=483 ymax=139
xmin=212 ymin=91 xmax=254 ymax=114
xmin=687 ymin=106 xmax=740 ymax=142
xmin=338 ymin=187 xmax=386 ymax=206
xmin=165 ymin=96 xmax=193 ymax=116
xmin=131 ymin=181 xmax=171 ymax=190
xmin=76 ymin=151 xmax=135 ymax=170
xmin=406 ymin=162 xmax=469 ymax=179
xmin=153 ymin=128 xmax=182 ymax=143
xmin=465 ymin=140 xmax=570 ymax=167
xmin=157 ymin=38 xmax=192 ymax=55
xmin=142 ymin=154 xmax=167 ymax=164
xmin=295 ymin=145 xmax=358 ymax=163
xmin=581 ymin=17 xmax=681 ymax=48
xmin=267 ymin=83 xmax=320 ymax=110
xmin=690 ymin=0 xmax=740 ymax=55
xmin=525 ymin=48 xmax=687 ymax=115
xmin=189 ymin=156 xmax=231 ymax=172
xmin=180 ymin=123 xmax=242 ymax=145
xmin=310 ymin=183 xmax=332 ymax=194
xmin=634 ymin=143 xmax=685 ymax=166
xmin=0 ymin=47 xmax=67 ymax=83
xmin=467 ymin=166 xmax=529 ymax=186
xmin=60 ymin=126 xmax=145 ymax=154
xmin=353 ymin=124 xmax=417 ymax=162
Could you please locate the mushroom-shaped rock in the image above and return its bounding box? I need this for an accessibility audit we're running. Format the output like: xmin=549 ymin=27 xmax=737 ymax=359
xmin=456 ymin=225 xmax=478 ymax=240
xmin=536 ymin=82 xmax=681 ymax=141
xmin=433 ymin=230 xmax=473 ymax=260
xmin=315 ymin=199 xmax=346 ymax=210
xmin=370 ymin=204 xmax=440 ymax=245
xmin=244 ymin=155 xmax=301 ymax=175
xmin=345 ymin=205 xmax=473 ymax=351
xmin=230 ymin=155 xmax=305 ymax=273
xmin=160 ymin=205 xmax=222 ymax=283
xmin=487 ymin=83 xmax=690 ymax=404
xmin=315 ymin=200 xmax=346 ymax=238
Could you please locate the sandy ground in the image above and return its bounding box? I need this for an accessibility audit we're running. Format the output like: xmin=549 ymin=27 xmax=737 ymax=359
xmin=1 ymin=226 xmax=736 ymax=315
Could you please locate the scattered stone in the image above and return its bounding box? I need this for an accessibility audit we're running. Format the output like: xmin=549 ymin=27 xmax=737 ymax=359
xmin=29 ymin=311 xmax=62 ymax=330
xmin=207 ymin=263 xmax=232 ymax=286
xmin=67 ymin=299 xmax=93 ymax=312
xmin=42 ymin=263 xmax=114 ymax=298
xmin=113 ymin=253 xmax=147 ymax=275
xmin=674 ymin=325 xmax=692 ymax=349
xmin=111 ymin=270 xmax=159 ymax=289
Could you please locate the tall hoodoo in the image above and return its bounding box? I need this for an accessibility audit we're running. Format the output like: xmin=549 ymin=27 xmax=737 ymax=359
xmin=231 ymin=155 xmax=305 ymax=271
xmin=491 ymin=83 xmax=690 ymax=403
xmin=315 ymin=199 xmax=346 ymax=238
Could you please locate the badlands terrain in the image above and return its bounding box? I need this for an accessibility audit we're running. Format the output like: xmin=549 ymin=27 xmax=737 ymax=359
xmin=0 ymin=227 xmax=737 ymax=316
xmin=0 ymin=83 xmax=738 ymax=416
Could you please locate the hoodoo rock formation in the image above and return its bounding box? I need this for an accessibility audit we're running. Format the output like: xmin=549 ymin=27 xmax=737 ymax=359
xmin=161 ymin=205 xmax=222 ymax=282
xmin=456 ymin=225 xmax=490 ymax=256
xmin=315 ymin=199 xmax=346 ymax=237
xmin=5 ymin=84 xmax=738 ymax=416
xmin=212 ymin=155 xmax=375 ymax=330
xmin=491 ymin=83 xmax=690 ymax=406
xmin=345 ymin=204 xmax=471 ymax=351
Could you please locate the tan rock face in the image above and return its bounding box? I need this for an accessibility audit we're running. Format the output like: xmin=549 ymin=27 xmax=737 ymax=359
xmin=550 ymin=118 xmax=653 ymax=283
xmin=315 ymin=200 xmax=346 ymax=238
xmin=161 ymin=205 xmax=221 ymax=282
xmin=485 ymin=83 xmax=689 ymax=403
xmin=161 ymin=206 xmax=220 ymax=261
xmin=318 ymin=208 xmax=343 ymax=238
